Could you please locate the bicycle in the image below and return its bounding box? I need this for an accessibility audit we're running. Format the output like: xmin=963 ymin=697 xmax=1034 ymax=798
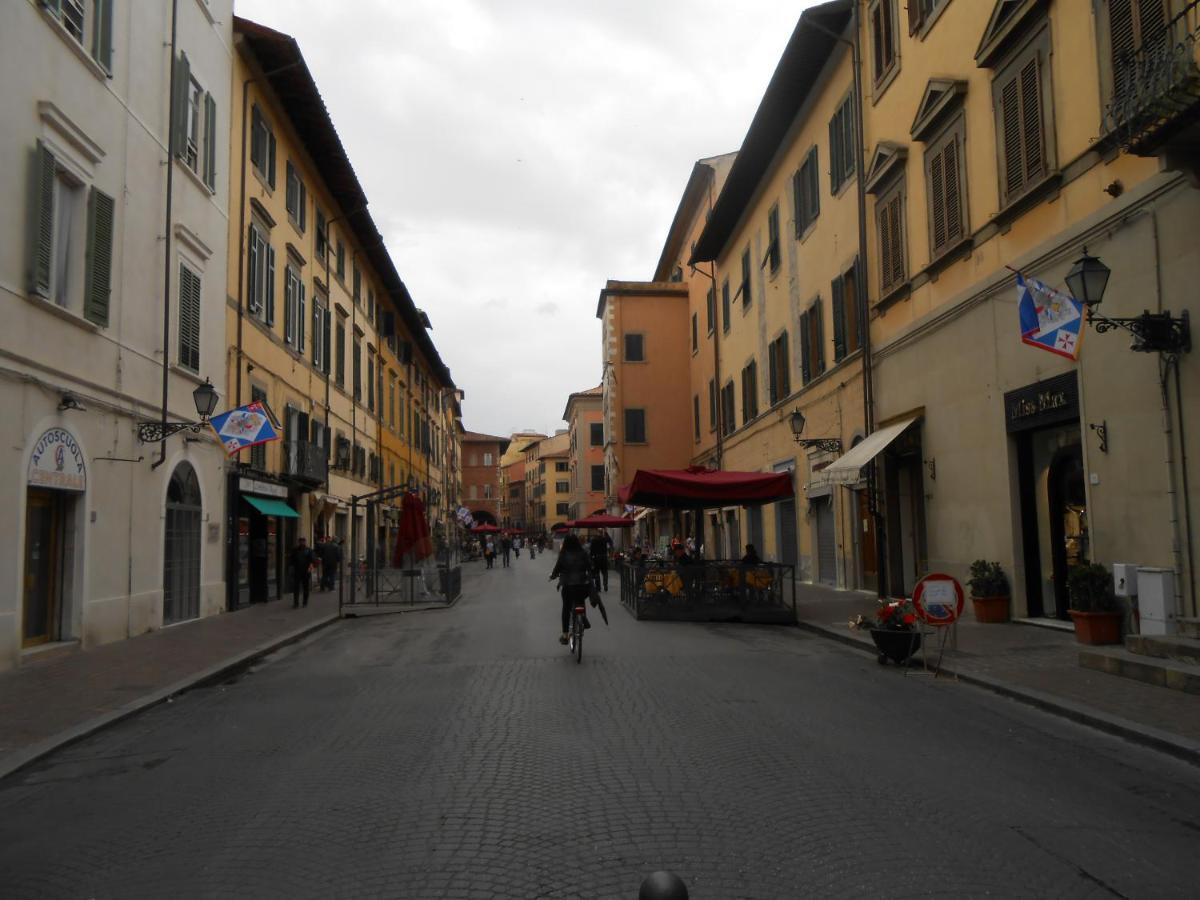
xmin=567 ymin=597 xmax=586 ymax=663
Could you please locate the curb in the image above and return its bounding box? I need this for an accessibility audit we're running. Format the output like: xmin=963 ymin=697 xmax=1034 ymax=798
xmin=0 ymin=613 xmax=341 ymax=783
xmin=796 ymin=619 xmax=1200 ymax=768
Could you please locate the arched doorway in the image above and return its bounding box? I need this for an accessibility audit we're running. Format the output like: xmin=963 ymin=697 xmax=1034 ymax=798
xmin=472 ymin=509 xmax=498 ymax=526
xmin=164 ymin=462 xmax=202 ymax=624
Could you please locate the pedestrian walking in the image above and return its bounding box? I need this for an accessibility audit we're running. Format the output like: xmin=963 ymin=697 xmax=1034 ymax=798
xmin=588 ymin=528 xmax=614 ymax=591
xmin=501 ymin=535 xmax=512 ymax=567
xmin=289 ymin=536 xmax=316 ymax=608
xmin=484 ymin=537 xmax=496 ymax=569
xmin=514 ymin=536 xmax=522 ymax=558
xmin=317 ymin=535 xmax=340 ymax=590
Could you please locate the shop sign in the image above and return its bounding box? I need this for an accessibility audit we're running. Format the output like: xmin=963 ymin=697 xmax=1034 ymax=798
xmin=1004 ymin=372 xmax=1079 ymax=433
xmin=28 ymin=427 xmax=86 ymax=491
xmin=239 ymin=476 xmax=288 ymax=498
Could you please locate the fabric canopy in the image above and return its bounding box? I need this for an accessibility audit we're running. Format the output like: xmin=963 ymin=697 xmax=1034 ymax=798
xmin=471 ymin=523 xmax=501 ymax=534
xmin=617 ymin=483 xmax=632 ymax=505
xmin=625 ymin=467 xmax=794 ymax=509
xmin=393 ymin=492 xmax=433 ymax=564
xmin=569 ymin=513 xmax=636 ymax=528
xmin=813 ymin=417 xmax=919 ymax=487
xmin=244 ymin=495 xmax=299 ymax=518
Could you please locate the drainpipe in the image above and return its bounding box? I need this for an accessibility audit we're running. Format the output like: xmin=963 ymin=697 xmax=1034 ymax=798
xmin=153 ymin=0 xmax=180 ymax=472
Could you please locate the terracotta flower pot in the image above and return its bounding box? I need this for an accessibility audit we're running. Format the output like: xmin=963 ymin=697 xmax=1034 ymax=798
xmin=1068 ymin=609 xmax=1122 ymax=645
xmin=971 ymin=594 xmax=1009 ymax=623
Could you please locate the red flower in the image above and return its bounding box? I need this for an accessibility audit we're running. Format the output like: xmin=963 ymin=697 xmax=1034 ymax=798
xmin=878 ymin=605 xmax=893 ymax=621
xmin=902 ymin=613 xmax=916 ymax=625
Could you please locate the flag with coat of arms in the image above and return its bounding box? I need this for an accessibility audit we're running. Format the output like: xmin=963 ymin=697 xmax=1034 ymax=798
xmin=1016 ymin=272 xmax=1085 ymax=361
xmin=207 ymin=401 xmax=281 ymax=456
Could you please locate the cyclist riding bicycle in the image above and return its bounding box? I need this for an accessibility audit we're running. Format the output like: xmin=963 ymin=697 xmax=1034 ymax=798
xmin=549 ymin=534 xmax=594 ymax=644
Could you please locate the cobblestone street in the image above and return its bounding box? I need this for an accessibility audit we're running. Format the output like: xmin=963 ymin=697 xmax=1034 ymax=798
xmin=2 ymin=558 xmax=1197 ymax=898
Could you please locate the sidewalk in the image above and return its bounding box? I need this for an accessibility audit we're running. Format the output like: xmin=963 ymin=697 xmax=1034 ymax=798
xmin=793 ymin=582 xmax=1200 ymax=764
xmin=0 ymin=590 xmax=342 ymax=779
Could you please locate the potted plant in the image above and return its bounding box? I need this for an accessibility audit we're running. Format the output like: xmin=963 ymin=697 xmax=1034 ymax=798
xmin=850 ymin=598 xmax=922 ymax=666
xmin=967 ymin=560 xmax=1010 ymax=623
xmin=1067 ymin=563 xmax=1121 ymax=645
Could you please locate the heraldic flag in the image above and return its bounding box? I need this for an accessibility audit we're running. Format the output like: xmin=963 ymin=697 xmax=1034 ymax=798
xmin=1016 ymin=272 xmax=1084 ymax=361
xmin=208 ymin=401 xmax=281 ymax=456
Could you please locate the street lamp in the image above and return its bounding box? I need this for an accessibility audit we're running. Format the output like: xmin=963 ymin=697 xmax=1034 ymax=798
xmin=1067 ymin=249 xmax=1190 ymax=354
xmin=137 ymin=378 xmax=220 ymax=442
xmin=789 ymin=409 xmax=842 ymax=453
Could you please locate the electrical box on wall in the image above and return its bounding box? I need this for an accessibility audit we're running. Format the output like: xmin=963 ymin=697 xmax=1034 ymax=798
xmin=1137 ymin=567 xmax=1177 ymax=636
xmin=1112 ymin=563 xmax=1138 ymax=597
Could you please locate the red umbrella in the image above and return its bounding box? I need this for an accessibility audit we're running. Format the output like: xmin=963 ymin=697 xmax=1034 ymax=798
xmin=393 ymin=492 xmax=433 ymax=566
xmin=471 ymin=523 xmax=501 ymax=534
xmin=626 ymin=466 xmax=793 ymax=509
xmin=569 ymin=513 xmax=636 ymax=528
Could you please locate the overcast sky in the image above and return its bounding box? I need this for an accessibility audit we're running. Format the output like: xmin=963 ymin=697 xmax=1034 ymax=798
xmin=235 ymin=0 xmax=817 ymax=437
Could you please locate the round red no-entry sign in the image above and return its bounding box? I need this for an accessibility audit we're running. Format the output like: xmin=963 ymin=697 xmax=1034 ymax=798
xmin=912 ymin=573 xmax=964 ymax=626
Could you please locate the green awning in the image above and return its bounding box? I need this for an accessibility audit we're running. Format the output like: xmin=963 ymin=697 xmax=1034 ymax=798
xmin=243 ymin=495 xmax=299 ymax=518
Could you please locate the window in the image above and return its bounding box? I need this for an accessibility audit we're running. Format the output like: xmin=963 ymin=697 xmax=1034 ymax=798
xmin=313 ymin=292 xmax=330 ymax=373
xmin=799 ymin=302 xmax=825 ymax=385
xmin=766 ymin=205 xmax=781 ymax=273
xmin=485 ymin=485 xmax=494 ymax=500
xmin=768 ymin=332 xmax=791 ymax=405
xmin=368 ymin=289 xmax=375 ymax=323
xmin=28 ymin=142 xmax=114 ymax=327
xmin=335 ymin=316 xmax=346 ymax=386
xmin=706 ymin=284 xmax=715 ymax=334
xmin=625 ymin=408 xmax=646 ymax=443
xmin=669 ymin=265 xmax=683 ymax=282
xmin=994 ymin=33 xmax=1053 ymax=206
xmin=741 ymin=360 xmax=758 ymax=424
xmin=388 ymin=374 xmax=396 ymax=428
xmin=246 ymin=223 xmax=275 ymax=326
xmin=555 ymin=461 xmax=569 ymax=472
xmin=484 ymin=452 xmax=494 ymax=466
xmin=184 ymin=77 xmax=202 ymax=173
xmin=693 ymin=395 xmax=701 ymax=440
xmin=829 ymin=94 xmax=856 ymax=194
xmin=691 ymin=313 xmax=698 ymax=353
xmin=353 ymin=264 xmax=361 ymax=303
xmin=556 ymin=480 xmax=570 ymax=493
xmin=870 ymin=0 xmax=898 ymax=88
xmin=624 ymin=333 xmax=645 ymax=362
xmin=249 ymin=104 xmax=276 ymax=189
xmin=1102 ymin=0 xmax=1171 ymax=114
xmin=350 ymin=338 xmax=360 ymax=400
xmin=178 ymin=262 xmax=201 ymax=372
xmin=739 ymin=247 xmax=751 ymax=308
xmin=283 ymin=265 xmax=306 ymax=351
xmin=48 ymin=0 xmax=113 ymax=73
xmin=708 ymin=379 xmax=717 ymax=432
xmin=315 ymin=208 xmax=328 ymax=259
xmin=907 ymin=0 xmax=950 ymax=36
xmin=556 ymin=502 xmax=571 ymax=516
xmin=335 ymin=239 xmax=345 ymax=279
xmin=591 ymin=465 xmax=605 ymax=491
xmin=831 ymin=262 xmax=862 ymax=362
xmin=366 ymin=356 xmax=374 ymax=411
xmin=589 ymin=422 xmax=603 ymax=446
xmin=794 ymin=147 xmax=820 ymax=235
xmin=285 ymin=162 xmax=306 ymax=232
xmin=469 ymin=484 xmax=478 ymax=500
xmin=720 ymin=382 xmax=736 ymax=436
xmin=876 ymin=182 xmax=907 ymax=294
xmin=721 ymin=279 xmax=731 ymax=332
xmin=925 ymin=117 xmax=966 ymax=259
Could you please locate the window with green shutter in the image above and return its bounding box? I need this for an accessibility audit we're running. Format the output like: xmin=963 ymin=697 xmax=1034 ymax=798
xmin=83 ymin=186 xmax=114 ymax=327
xmin=178 ymin=262 xmax=201 ymax=372
xmin=766 ymin=205 xmax=781 ymax=273
xmin=794 ymin=146 xmax=820 ymax=236
xmin=740 ymin=247 xmax=751 ymax=308
xmin=721 ymin=279 xmax=731 ymax=333
xmin=203 ymin=92 xmax=217 ymax=190
xmin=828 ymin=94 xmax=857 ymax=194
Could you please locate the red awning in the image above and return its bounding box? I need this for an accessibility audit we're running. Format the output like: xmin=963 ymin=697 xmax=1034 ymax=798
xmin=471 ymin=523 xmax=501 ymax=534
xmin=617 ymin=483 xmax=632 ymax=505
xmin=626 ymin=466 xmax=794 ymax=509
xmin=569 ymin=514 xmax=636 ymax=528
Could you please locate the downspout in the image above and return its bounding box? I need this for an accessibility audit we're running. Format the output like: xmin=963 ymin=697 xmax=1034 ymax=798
xmin=153 ymin=0 xmax=180 ymax=471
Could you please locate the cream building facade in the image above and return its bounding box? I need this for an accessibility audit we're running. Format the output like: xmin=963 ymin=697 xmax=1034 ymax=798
xmin=0 ymin=0 xmax=235 ymax=668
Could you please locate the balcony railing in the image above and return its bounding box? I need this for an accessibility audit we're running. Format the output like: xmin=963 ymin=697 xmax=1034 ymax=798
xmin=283 ymin=440 xmax=328 ymax=486
xmin=1105 ymin=1 xmax=1200 ymax=154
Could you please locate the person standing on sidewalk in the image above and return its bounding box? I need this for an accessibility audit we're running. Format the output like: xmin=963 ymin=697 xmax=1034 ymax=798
xmin=588 ymin=529 xmax=613 ymax=591
xmin=289 ymin=537 xmax=316 ymax=608
xmin=317 ymin=536 xmax=339 ymax=590
xmin=500 ymin=535 xmax=512 ymax=567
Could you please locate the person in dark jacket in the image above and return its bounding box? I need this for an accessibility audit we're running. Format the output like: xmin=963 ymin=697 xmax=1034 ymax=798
xmin=549 ymin=534 xmax=594 ymax=644
xmin=588 ymin=529 xmax=614 ymax=591
xmin=289 ymin=537 xmax=316 ymax=608
xmin=741 ymin=544 xmax=762 ymax=564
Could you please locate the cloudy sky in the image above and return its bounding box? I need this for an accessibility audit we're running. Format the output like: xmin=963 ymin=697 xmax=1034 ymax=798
xmin=236 ymin=0 xmax=817 ymax=437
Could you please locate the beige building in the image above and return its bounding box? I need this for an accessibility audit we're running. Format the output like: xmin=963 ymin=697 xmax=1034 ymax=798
xmin=0 ymin=0 xmax=234 ymax=668
xmin=540 ymin=431 xmax=572 ymax=529
xmin=563 ymin=387 xmax=605 ymax=520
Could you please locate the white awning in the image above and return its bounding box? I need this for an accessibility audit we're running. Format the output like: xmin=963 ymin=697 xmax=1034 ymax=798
xmin=814 ymin=417 xmax=920 ymax=486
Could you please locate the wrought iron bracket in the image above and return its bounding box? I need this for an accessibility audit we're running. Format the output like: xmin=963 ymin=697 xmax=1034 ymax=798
xmin=794 ymin=438 xmax=842 ymax=453
xmin=1087 ymin=308 xmax=1190 ymax=354
xmin=1089 ymin=420 xmax=1109 ymax=454
xmin=137 ymin=420 xmax=204 ymax=443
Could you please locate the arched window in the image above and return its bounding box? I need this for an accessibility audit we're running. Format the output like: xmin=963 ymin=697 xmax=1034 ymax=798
xmin=164 ymin=462 xmax=202 ymax=624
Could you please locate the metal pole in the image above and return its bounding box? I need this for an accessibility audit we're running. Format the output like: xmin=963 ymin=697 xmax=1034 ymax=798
xmin=350 ymin=495 xmax=358 ymax=607
xmin=152 ymin=0 xmax=180 ymax=472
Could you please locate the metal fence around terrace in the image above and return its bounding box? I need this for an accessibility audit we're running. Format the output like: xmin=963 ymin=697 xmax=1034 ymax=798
xmin=619 ymin=560 xmax=796 ymax=624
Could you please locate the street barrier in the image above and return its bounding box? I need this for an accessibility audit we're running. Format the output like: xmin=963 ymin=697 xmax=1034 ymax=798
xmin=619 ymin=559 xmax=796 ymax=624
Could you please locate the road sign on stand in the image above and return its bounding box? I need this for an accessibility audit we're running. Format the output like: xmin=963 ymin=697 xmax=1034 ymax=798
xmin=910 ymin=573 xmax=965 ymax=677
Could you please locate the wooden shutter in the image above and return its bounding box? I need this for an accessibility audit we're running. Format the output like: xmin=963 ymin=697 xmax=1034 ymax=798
xmin=793 ymin=169 xmax=804 ymax=237
xmin=266 ymin=244 xmax=276 ymax=325
xmin=878 ymin=198 xmax=894 ymax=291
xmin=908 ymin=0 xmax=923 ymax=34
xmin=178 ymin=264 xmax=201 ymax=371
xmin=831 ymin=276 xmax=846 ymax=361
xmin=768 ymin=340 xmax=778 ymax=404
xmin=929 ymin=149 xmax=947 ymax=252
xmin=1019 ymin=57 xmax=1044 ymax=186
xmin=778 ymin=331 xmax=790 ymax=396
xmin=323 ymin=309 xmax=331 ymax=373
xmin=92 ymin=0 xmax=113 ymax=73
xmin=942 ymin=140 xmax=962 ymax=246
xmin=83 ymin=187 xmax=115 ymax=326
xmin=298 ymin=279 xmax=306 ymax=351
xmin=283 ymin=269 xmax=294 ymax=343
xmin=807 ymin=149 xmax=819 ymax=223
xmin=799 ymin=311 xmax=811 ymax=384
xmin=814 ymin=302 xmax=826 ymax=375
xmin=887 ymin=196 xmax=904 ymax=286
xmin=247 ymin=226 xmax=259 ymax=313
xmin=828 ymin=115 xmax=840 ymax=192
xmin=171 ymin=52 xmax=190 ymax=159
xmin=267 ymin=129 xmax=277 ymax=189
xmin=203 ymin=92 xmax=216 ymax=189
xmin=31 ymin=142 xmax=55 ymax=297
